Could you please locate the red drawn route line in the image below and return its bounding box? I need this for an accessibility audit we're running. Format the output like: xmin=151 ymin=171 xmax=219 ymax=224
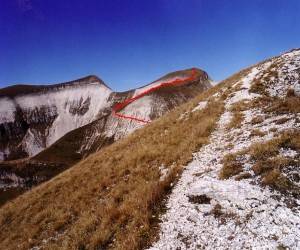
xmin=112 ymin=69 xmax=198 ymax=124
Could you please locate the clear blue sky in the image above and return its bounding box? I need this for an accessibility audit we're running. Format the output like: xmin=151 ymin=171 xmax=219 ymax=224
xmin=1 ymin=0 xmax=300 ymax=91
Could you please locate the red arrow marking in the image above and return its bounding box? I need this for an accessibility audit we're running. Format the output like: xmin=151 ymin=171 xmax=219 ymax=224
xmin=112 ymin=69 xmax=198 ymax=124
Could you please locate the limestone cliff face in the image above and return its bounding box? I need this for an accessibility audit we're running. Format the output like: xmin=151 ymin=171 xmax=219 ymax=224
xmin=0 ymin=76 xmax=112 ymax=160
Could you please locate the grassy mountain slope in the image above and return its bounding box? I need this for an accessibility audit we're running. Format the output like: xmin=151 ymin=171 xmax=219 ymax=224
xmin=0 ymin=78 xmax=227 ymax=249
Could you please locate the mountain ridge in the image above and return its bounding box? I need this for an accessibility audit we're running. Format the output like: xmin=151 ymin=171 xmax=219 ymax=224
xmin=0 ymin=68 xmax=208 ymax=97
xmin=0 ymin=75 xmax=111 ymax=98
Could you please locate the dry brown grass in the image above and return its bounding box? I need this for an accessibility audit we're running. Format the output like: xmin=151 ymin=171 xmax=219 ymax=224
xmin=0 ymin=79 xmax=230 ymax=250
xmin=234 ymin=172 xmax=252 ymax=181
xmin=262 ymin=168 xmax=294 ymax=192
xmin=275 ymin=117 xmax=290 ymax=125
xmin=251 ymin=156 xmax=293 ymax=175
xmin=250 ymin=129 xmax=266 ymax=137
xmin=249 ymin=79 xmax=268 ymax=96
xmin=269 ymin=127 xmax=278 ymax=133
xmin=249 ymin=78 xmax=300 ymax=115
xmin=220 ymin=130 xmax=300 ymax=195
xmin=225 ymin=97 xmax=248 ymax=132
xmin=249 ymin=130 xmax=300 ymax=160
xmin=249 ymin=61 xmax=280 ymax=96
xmin=219 ymin=129 xmax=300 ymax=196
xmin=226 ymin=111 xmax=244 ymax=130
xmin=219 ymin=153 xmax=243 ymax=179
xmin=229 ymin=100 xmax=249 ymax=112
xmin=251 ymin=115 xmax=264 ymax=125
xmin=267 ymin=95 xmax=300 ymax=114
xmin=249 ymin=139 xmax=279 ymax=161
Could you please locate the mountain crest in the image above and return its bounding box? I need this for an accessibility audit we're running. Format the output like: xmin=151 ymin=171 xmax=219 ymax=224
xmin=0 ymin=75 xmax=110 ymax=99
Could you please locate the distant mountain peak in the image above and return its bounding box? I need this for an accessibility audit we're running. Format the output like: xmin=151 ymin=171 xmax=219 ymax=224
xmin=0 ymin=75 xmax=110 ymax=99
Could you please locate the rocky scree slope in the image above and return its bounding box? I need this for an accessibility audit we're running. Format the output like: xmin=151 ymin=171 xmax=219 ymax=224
xmin=149 ymin=49 xmax=300 ymax=249
xmin=0 ymin=68 xmax=211 ymax=206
